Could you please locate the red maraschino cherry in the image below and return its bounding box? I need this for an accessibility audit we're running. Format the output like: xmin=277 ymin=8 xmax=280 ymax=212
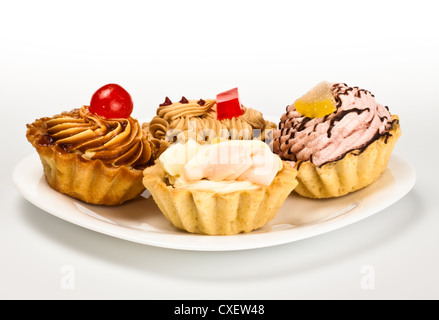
xmin=216 ymin=87 xmax=245 ymax=120
xmin=89 ymin=83 xmax=133 ymax=119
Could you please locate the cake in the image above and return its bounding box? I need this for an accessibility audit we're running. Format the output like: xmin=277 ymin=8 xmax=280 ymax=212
xmin=142 ymin=139 xmax=298 ymax=235
xmin=26 ymin=84 xmax=157 ymax=205
xmin=273 ymin=81 xmax=401 ymax=198
xmin=144 ymin=88 xmax=276 ymax=146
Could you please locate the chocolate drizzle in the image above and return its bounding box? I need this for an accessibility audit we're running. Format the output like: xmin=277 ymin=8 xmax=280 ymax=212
xmin=334 ymin=95 xmax=342 ymax=109
xmin=332 ymin=83 xmax=373 ymax=99
xmin=297 ymin=117 xmax=311 ymax=132
xmin=327 ymin=108 xmax=370 ymax=138
xmin=317 ymin=127 xmax=393 ymax=168
xmin=275 ymin=82 xmax=394 ymax=167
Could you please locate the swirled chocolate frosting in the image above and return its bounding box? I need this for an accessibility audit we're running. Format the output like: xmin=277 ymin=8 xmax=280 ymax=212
xmin=148 ymin=97 xmax=276 ymax=142
xmin=27 ymin=106 xmax=152 ymax=169
xmin=273 ymin=83 xmax=394 ymax=166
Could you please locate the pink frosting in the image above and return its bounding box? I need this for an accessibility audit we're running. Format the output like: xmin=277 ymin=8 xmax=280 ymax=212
xmin=273 ymin=83 xmax=393 ymax=166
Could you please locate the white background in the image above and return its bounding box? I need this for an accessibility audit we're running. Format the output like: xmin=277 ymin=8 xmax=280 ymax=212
xmin=1 ymin=0 xmax=438 ymax=299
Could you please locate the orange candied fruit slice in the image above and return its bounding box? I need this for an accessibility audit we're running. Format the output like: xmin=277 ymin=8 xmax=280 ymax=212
xmin=294 ymin=81 xmax=337 ymax=118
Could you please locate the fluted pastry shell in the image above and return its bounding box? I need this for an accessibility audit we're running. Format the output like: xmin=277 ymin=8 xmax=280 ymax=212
xmin=293 ymin=115 xmax=401 ymax=198
xmin=142 ymin=162 xmax=298 ymax=235
xmin=34 ymin=148 xmax=145 ymax=205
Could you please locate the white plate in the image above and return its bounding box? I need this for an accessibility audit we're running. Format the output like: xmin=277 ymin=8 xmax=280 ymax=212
xmin=13 ymin=153 xmax=416 ymax=251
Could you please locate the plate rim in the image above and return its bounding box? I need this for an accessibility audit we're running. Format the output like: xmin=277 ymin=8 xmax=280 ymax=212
xmin=12 ymin=152 xmax=416 ymax=251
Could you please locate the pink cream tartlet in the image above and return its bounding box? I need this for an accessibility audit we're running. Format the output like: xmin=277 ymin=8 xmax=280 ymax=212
xmin=273 ymin=82 xmax=401 ymax=198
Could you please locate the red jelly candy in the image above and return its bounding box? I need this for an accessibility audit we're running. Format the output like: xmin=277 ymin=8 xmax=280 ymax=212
xmin=216 ymin=87 xmax=244 ymax=120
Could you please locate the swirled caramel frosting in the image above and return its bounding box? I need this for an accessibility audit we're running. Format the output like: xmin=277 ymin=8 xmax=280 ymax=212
xmin=273 ymin=83 xmax=397 ymax=167
xmin=147 ymin=96 xmax=276 ymax=143
xmin=26 ymin=106 xmax=152 ymax=169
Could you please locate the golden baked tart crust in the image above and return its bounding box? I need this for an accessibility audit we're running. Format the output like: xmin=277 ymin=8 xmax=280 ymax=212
xmin=143 ymin=161 xmax=298 ymax=235
xmin=293 ymin=115 xmax=401 ymax=198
